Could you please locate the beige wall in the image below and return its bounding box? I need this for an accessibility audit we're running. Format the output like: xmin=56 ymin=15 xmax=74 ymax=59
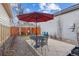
xmin=0 ymin=24 xmax=2 ymax=44
xmin=0 ymin=4 xmax=11 ymax=26
xmin=0 ymin=24 xmax=10 ymax=46
xmin=0 ymin=3 xmax=11 ymax=46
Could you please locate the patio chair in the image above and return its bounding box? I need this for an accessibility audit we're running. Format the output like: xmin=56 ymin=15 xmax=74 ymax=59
xmin=41 ymin=36 xmax=49 ymax=47
xmin=41 ymin=32 xmax=49 ymax=47
xmin=40 ymin=36 xmax=49 ymax=55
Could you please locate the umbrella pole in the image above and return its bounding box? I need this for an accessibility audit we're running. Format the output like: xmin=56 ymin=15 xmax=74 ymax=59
xmin=35 ymin=17 xmax=39 ymax=48
xmin=36 ymin=22 xmax=38 ymax=47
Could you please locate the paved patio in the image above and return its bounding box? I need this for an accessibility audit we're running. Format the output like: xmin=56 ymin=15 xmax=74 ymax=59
xmin=13 ymin=36 xmax=33 ymax=56
xmin=0 ymin=36 xmax=38 ymax=56
xmin=37 ymin=38 xmax=75 ymax=56
xmin=0 ymin=36 xmax=75 ymax=56
xmin=26 ymin=37 xmax=75 ymax=56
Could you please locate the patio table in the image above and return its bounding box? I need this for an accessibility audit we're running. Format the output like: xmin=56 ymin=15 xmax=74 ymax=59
xmin=30 ymin=35 xmax=46 ymax=48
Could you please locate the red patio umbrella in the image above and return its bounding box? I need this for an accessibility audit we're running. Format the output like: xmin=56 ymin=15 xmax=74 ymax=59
xmin=17 ymin=12 xmax=54 ymax=22
xmin=17 ymin=12 xmax=54 ymax=47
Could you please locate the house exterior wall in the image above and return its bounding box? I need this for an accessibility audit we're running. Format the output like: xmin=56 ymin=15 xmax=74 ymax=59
xmin=0 ymin=24 xmax=2 ymax=44
xmin=55 ymin=9 xmax=79 ymax=40
xmin=39 ymin=17 xmax=58 ymax=36
xmin=0 ymin=4 xmax=11 ymax=46
xmin=0 ymin=24 xmax=11 ymax=46
xmin=0 ymin=4 xmax=11 ymax=26
xmin=40 ymin=8 xmax=79 ymax=42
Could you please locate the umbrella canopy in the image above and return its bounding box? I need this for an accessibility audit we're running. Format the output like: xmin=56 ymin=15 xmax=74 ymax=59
xmin=17 ymin=12 xmax=54 ymax=22
xmin=17 ymin=12 xmax=54 ymax=48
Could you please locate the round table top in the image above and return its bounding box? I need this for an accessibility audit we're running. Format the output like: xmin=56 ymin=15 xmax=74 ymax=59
xmin=30 ymin=35 xmax=45 ymax=40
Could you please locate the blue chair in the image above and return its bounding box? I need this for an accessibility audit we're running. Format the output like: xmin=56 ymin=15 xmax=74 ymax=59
xmin=40 ymin=32 xmax=49 ymax=55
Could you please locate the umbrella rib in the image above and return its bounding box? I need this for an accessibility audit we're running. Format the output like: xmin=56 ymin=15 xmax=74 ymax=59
xmin=41 ymin=14 xmax=53 ymax=18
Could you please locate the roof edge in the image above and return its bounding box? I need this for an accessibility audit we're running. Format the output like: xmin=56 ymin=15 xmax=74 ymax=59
xmin=2 ymin=3 xmax=13 ymax=18
xmin=54 ymin=3 xmax=79 ymax=16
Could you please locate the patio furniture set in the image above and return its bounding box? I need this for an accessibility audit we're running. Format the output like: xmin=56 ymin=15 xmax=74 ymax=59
xmin=30 ymin=32 xmax=49 ymax=48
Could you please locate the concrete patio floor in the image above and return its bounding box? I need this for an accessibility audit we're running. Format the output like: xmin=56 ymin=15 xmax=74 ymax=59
xmin=0 ymin=36 xmax=75 ymax=56
xmin=0 ymin=36 xmax=38 ymax=56
xmin=38 ymin=39 xmax=76 ymax=56
xmin=13 ymin=36 xmax=35 ymax=56
xmin=26 ymin=37 xmax=75 ymax=56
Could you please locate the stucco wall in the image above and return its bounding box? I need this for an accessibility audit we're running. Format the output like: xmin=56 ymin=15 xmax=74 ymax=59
xmin=40 ymin=9 xmax=79 ymax=40
xmin=40 ymin=18 xmax=58 ymax=36
xmin=56 ymin=9 xmax=79 ymax=40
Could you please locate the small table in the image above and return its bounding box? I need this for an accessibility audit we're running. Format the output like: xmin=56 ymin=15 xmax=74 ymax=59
xmin=30 ymin=35 xmax=46 ymax=48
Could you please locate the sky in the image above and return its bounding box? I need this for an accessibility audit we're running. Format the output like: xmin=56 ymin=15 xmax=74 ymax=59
xmin=11 ymin=3 xmax=75 ymax=24
xmin=11 ymin=3 xmax=75 ymax=15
